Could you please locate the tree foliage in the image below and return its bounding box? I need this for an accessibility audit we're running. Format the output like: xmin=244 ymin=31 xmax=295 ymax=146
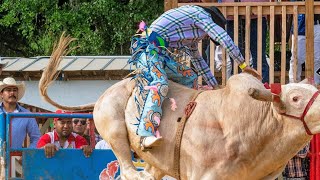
xmin=0 ymin=0 xmax=164 ymax=57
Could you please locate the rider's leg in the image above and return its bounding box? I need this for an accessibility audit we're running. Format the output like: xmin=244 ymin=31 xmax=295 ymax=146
xmin=135 ymin=52 xmax=168 ymax=148
xmin=165 ymin=57 xmax=198 ymax=89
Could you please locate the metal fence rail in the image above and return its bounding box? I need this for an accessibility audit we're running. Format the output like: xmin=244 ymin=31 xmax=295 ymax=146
xmin=0 ymin=112 xmax=120 ymax=180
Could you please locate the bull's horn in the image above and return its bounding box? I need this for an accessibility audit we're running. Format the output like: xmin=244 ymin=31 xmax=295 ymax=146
xmin=248 ymin=88 xmax=273 ymax=102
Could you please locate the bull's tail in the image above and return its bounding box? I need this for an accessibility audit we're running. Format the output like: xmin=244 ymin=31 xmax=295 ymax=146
xmin=39 ymin=32 xmax=95 ymax=111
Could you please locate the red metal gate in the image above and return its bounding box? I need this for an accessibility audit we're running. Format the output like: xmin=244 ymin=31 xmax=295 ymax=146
xmin=310 ymin=134 xmax=320 ymax=180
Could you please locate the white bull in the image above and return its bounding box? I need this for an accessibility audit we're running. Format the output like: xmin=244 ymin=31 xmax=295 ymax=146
xmin=39 ymin=34 xmax=320 ymax=180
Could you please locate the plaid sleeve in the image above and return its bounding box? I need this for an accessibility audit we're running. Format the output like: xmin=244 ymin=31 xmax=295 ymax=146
xmin=189 ymin=43 xmax=218 ymax=86
xmin=195 ymin=11 xmax=245 ymax=65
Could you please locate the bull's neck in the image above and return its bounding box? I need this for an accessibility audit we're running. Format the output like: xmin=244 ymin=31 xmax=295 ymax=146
xmin=246 ymin=104 xmax=311 ymax=176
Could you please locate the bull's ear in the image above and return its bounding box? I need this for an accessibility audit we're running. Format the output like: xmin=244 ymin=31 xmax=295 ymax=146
xmin=272 ymin=95 xmax=286 ymax=114
xmin=248 ymin=88 xmax=272 ymax=101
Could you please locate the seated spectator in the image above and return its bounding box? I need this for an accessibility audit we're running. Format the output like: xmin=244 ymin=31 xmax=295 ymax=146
xmin=72 ymin=118 xmax=90 ymax=144
xmin=36 ymin=110 xmax=92 ymax=158
xmin=95 ymin=140 xmax=111 ymax=150
xmin=282 ymin=143 xmax=310 ymax=180
xmin=95 ymin=128 xmax=103 ymax=143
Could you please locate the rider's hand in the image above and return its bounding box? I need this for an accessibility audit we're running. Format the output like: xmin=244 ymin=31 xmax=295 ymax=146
xmin=242 ymin=66 xmax=262 ymax=80
xmin=81 ymin=145 xmax=93 ymax=158
xmin=43 ymin=144 xmax=58 ymax=158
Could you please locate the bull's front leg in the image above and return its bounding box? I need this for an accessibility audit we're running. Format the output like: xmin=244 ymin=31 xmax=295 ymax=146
xmin=144 ymin=163 xmax=165 ymax=180
xmin=97 ymin=114 xmax=155 ymax=180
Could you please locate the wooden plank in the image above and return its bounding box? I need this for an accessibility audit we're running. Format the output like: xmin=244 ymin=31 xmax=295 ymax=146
xmin=172 ymin=0 xmax=178 ymax=10
xmin=293 ymin=6 xmax=298 ymax=82
xmin=178 ymin=2 xmax=320 ymax=15
xmin=269 ymin=6 xmax=275 ymax=84
xmin=198 ymin=41 xmax=203 ymax=85
xmin=281 ymin=6 xmax=287 ymax=84
xmin=234 ymin=6 xmax=239 ymax=75
xmin=196 ymin=2 xmax=305 ymax=6
xmin=210 ymin=41 xmax=216 ymax=75
xmin=245 ymin=6 xmax=251 ymax=65
xmin=257 ymin=6 xmax=263 ymax=76
xmin=305 ymin=0 xmax=314 ymax=79
xmin=222 ymin=6 xmax=227 ymax=86
xmin=164 ymin=0 xmax=172 ymax=12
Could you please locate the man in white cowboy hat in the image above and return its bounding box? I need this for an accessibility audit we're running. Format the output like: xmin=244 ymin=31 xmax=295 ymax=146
xmin=0 ymin=57 xmax=8 ymax=75
xmin=0 ymin=77 xmax=40 ymax=148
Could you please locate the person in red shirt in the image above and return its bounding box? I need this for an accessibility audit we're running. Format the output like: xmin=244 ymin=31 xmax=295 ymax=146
xmin=37 ymin=110 xmax=92 ymax=158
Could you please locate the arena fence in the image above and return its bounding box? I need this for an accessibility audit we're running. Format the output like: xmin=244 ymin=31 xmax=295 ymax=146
xmin=165 ymin=1 xmax=320 ymax=85
xmin=0 ymin=113 xmax=119 ymax=179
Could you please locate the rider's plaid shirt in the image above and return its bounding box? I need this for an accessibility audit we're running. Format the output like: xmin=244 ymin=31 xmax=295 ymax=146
xmin=283 ymin=143 xmax=309 ymax=178
xmin=150 ymin=5 xmax=245 ymax=86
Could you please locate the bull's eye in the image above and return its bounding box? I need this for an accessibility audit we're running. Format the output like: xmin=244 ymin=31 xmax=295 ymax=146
xmin=293 ymin=96 xmax=299 ymax=102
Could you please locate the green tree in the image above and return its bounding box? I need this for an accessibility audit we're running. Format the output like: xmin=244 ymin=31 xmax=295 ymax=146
xmin=0 ymin=0 xmax=164 ymax=57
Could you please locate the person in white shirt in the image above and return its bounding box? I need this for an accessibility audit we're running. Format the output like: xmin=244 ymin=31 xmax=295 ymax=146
xmin=95 ymin=140 xmax=111 ymax=150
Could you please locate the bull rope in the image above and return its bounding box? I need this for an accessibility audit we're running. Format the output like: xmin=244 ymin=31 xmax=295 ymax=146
xmin=174 ymin=90 xmax=203 ymax=180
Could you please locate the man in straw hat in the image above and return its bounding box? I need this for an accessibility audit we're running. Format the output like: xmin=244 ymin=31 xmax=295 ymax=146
xmin=0 ymin=77 xmax=40 ymax=148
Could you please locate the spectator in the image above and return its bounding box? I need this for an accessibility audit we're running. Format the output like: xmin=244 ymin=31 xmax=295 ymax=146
xmin=95 ymin=128 xmax=103 ymax=143
xmin=0 ymin=58 xmax=8 ymax=75
xmin=37 ymin=110 xmax=92 ymax=158
xmin=95 ymin=140 xmax=111 ymax=150
xmin=282 ymin=143 xmax=310 ymax=180
xmin=289 ymin=12 xmax=320 ymax=84
xmin=217 ymin=0 xmax=270 ymax=83
xmin=0 ymin=77 xmax=40 ymax=148
xmin=72 ymin=118 xmax=90 ymax=144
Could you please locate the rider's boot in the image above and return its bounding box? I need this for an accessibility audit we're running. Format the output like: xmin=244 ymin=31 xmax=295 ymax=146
xmin=140 ymin=136 xmax=163 ymax=150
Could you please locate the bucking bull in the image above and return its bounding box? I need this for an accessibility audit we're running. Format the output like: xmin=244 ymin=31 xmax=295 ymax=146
xmin=39 ymin=34 xmax=320 ymax=180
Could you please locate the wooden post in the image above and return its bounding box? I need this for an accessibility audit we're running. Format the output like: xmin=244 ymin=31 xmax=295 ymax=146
xmin=293 ymin=6 xmax=298 ymax=82
xmin=281 ymin=5 xmax=287 ymax=84
xmin=305 ymin=0 xmax=314 ymax=79
xmin=165 ymin=0 xmax=178 ymax=11
xmin=233 ymin=6 xmax=239 ymax=75
xmin=269 ymin=6 xmax=275 ymax=84
xmin=257 ymin=6 xmax=263 ymax=76
xmin=164 ymin=0 xmax=172 ymax=11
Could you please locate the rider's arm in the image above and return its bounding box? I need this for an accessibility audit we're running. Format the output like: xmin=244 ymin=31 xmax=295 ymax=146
xmin=195 ymin=11 xmax=246 ymax=67
xmin=189 ymin=42 xmax=218 ymax=87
